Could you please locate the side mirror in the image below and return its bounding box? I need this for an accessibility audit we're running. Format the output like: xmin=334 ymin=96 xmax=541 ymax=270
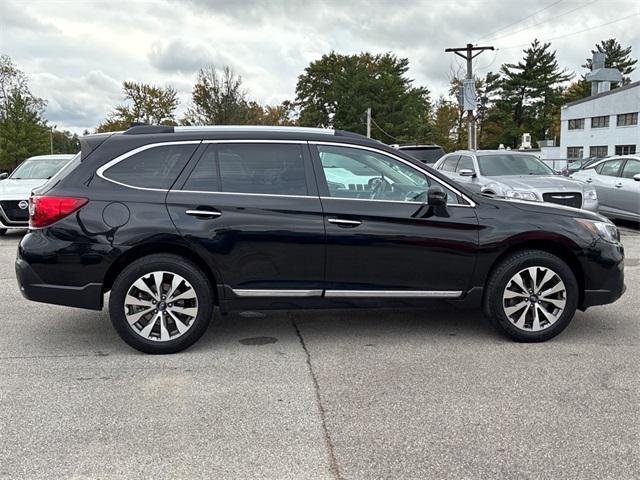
xmin=634 ymin=173 xmax=640 ymax=182
xmin=427 ymin=186 xmax=447 ymax=206
xmin=0 ymin=172 xmax=8 ymax=180
xmin=458 ymin=169 xmax=476 ymax=177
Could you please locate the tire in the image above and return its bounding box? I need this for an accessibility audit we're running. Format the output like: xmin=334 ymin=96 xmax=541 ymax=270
xmin=483 ymin=249 xmax=578 ymax=342
xmin=0 ymin=228 xmax=7 ymax=236
xmin=109 ymin=254 xmax=214 ymax=354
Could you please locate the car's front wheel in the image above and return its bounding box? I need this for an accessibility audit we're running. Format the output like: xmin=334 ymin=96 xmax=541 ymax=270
xmin=109 ymin=254 xmax=214 ymax=354
xmin=483 ymin=250 xmax=578 ymax=342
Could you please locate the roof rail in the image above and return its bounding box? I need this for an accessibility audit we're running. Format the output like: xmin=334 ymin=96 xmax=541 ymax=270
xmin=123 ymin=125 xmax=174 ymax=135
xmin=173 ymin=125 xmax=335 ymax=135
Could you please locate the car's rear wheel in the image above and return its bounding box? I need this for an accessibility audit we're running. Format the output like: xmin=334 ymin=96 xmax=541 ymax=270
xmin=109 ymin=254 xmax=213 ymax=354
xmin=483 ymin=250 xmax=578 ymax=342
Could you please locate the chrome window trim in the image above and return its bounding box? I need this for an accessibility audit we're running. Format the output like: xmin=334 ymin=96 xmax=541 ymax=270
xmin=177 ymin=126 xmax=334 ymax=135
xmin=175 ymin=190 xmax=315 ymax=199
xmin=324 ymin=290 xmax=463 ymax=298
xmin=96 ymin=141 xmax=202 ymax=191
xmin=310 ymin=141 xmax=476 ymax=207
xmin=202 ymin=139 xmax=307 ymax=145
xmin=232 ymin=289 xmax=323 ymax=298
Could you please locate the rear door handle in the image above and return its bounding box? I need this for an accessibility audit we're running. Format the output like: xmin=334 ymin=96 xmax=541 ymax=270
xmin=328 ymin=218 xmax=362 ymax=227
xmin=614 ymin=183 xmax=623 ymax=188
xmin=186 ymin=209 xmax=222 ymax=218
xmin=585 ymin=178 xmax=593 ymax=183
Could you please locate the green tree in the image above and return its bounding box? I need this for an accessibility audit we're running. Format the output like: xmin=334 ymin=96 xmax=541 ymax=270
xmin=583 ymin=38 xmax=637 ymax=84
xmin=430 ymin=97 xmax=460 ymax=152
xmin=51 ymin=129 xmax=80 ymax=154
xmin=96 ymin=81 xmax=179 ymax=132
xmin=0 ymin=90 xmax=49 ymax=170
xmin=295 ymin=52 xmax=432 ymax=142
xmin=494 ymin=39 xmax=572 ymax=147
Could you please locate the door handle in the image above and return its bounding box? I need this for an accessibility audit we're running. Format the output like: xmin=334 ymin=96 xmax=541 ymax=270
xmin=614 ymin=183 xmax=623 ymax=188
xmin=186 ymin=209 xmax=222 ymax=218
xmin=585 ymin=178 xmax=593 ymax=183
xmin=328 ymin=218 xmax=362 ymax=227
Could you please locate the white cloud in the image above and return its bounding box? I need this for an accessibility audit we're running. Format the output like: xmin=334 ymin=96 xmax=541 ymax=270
xmin=0 ymin=0 xmax=638 ymax=133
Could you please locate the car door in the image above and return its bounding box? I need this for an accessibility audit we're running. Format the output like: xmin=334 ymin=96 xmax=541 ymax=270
xmin=166 ymin=141 xmax=326 ymax=299
xmin=452 ymin=155 xmax=482 ymax=192
xmin=614 ymin=158 xmax=640 ymax=219
xmin=310 ymin=143 xmax=479 ymax=296
xmin=581 ymin=158 xmax=625 ymax=213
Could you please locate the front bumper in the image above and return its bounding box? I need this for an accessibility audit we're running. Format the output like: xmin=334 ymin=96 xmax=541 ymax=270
xmin=15 ymin=257 xmax=104 ymax=310
xmin=578 ymin=239 xmax=625 ymax=310
xmin=0 ymin=199 xmax=29 ymax=229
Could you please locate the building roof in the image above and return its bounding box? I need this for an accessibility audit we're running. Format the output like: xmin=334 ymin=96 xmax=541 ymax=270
xmin=564 ymin=80 xmax=640 ymax=108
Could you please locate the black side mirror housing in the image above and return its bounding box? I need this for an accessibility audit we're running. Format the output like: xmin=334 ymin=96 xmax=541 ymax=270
xmin=427 ymin=186 xmax=447 ymax=206
xmin=0 ymin=172 xmax=8 ymax=180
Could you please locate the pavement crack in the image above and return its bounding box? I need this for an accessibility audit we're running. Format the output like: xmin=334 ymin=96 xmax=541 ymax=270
xmin=292 ymin=317 xmax=343 ymax=480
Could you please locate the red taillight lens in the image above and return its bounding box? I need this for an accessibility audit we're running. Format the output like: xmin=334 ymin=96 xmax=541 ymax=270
xmin=29 ymin=196 xmax=88 ymax=228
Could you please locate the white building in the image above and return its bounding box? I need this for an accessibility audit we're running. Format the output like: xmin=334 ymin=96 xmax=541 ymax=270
xmin=560 ymin=80 xmax=639 ymax=160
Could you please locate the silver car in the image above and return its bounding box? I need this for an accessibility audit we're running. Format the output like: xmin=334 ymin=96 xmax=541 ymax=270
xmin=433 ymin=150 xmax=598 ymax=211
xmin=571 ymin=155 xmax=640 ymax=222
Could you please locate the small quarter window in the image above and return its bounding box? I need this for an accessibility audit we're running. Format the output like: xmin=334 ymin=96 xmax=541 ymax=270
xmin=104 ymin=144 xmax=198 ymax=189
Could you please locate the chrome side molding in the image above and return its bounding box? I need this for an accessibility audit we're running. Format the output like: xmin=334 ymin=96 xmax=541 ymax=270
xmin=230 ymin=288 xmax=463 ymax=299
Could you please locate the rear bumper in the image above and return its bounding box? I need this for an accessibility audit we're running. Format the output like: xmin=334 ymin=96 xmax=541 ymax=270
xmin=15 ymin=257 xmax=103 ymax=310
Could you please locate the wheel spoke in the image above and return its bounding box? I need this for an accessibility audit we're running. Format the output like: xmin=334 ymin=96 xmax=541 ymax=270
xmin=528 ymin=267 xmax=538 ymax=292
xmin=511 ymin=272 xmax=529 ymax=293
xmin=514 ymin=306 xmax=528 ymax=329
xmin=538 ymin=305 xmax=559 ymax=325
xmin=540 ymin=282 xmax=564 ymax=298
xmin=168 ymin=310 xmax=189 ymax=335
xmin=504 ymin=288 xmax=527 ymax=299
xmin=152 ymin=272 xmax=164 ymax=298
xmin=540 ymin=297 xmax=566 ymax=309
xmin=125 ymin=294 xmax=154 ymax=308
xmin=532 ymin=305 xmax=541 ymax=331
xmin=536 ymin=268 xmax=555 ymax=292
xmin=165 ymin=274 xmax=183 ymax=302
xmin=125 ymin=306 xmax=154 ymax=325
xmin=170 ymin=306 xmax=198 ymax=318
xmin=132 ymin=278 xmax=157 ymax=299
xmin=504 ymin=301 xmax=528 ymax=317
xmin=140 ymin=312 xmax=161 ymax=338
xmin=159 ymin=315 xmax=170 ymax=341
xmin=168 ymin=289 xmax=197 ymax=302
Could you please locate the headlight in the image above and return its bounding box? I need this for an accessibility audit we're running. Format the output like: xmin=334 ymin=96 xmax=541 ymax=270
xmin=576 ymin=218 xmax=619 ymax=242
xmin=584 ymin=188 xmax=598 ymax=201
xmin=504 ymin=190 xmax=539 ymax=201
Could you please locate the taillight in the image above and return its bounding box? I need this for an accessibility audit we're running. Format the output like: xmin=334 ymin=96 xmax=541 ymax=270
xmin=29 ymin=195 xmax=88 ymax=228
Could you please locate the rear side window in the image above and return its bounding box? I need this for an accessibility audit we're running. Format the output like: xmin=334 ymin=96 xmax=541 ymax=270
xmin=184 ymin=143 xmax=308 ymax=195
xmin=599 ymin=159 xmax=624 ymax=177
xmin=103 ymin=144 xmax=198 ymax=189
xmin=621 ymin=159 xmax=640 ymax=179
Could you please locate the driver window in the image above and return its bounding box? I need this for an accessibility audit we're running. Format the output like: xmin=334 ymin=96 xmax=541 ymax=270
xmin=317 ymin=145 xmax=460 ymax=204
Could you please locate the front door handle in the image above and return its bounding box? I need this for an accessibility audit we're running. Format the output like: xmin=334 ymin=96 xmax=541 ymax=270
xmin=614 ymin=183 xmax=623 ymax=188
xmin=585 ymin=178 xmax=593 ymax=183
xmin=186 ymin=209 xmax=222 ymax=218
xmin=328 ymin=218 xmax=362 ymax=227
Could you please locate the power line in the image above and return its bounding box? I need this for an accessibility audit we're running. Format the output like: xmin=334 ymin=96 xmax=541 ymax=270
xmin=485 ymin=0 xmax=599 ymax=42
xmin=369 ymin=117 xmax=402 ymax=142
xmin=498 ymin=12 xmax=639 ymax=50
xmin=475 ymin=0 xmax=563 ymax=43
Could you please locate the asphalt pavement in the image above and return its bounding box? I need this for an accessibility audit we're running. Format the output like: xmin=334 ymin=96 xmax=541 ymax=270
xmin=0 ymin=227 xmax=638 ymax=479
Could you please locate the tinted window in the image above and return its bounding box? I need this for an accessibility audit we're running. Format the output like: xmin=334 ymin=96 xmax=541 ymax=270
xmin=456 ymin=156 xmax=474 ymax=172
xmin=218 ymin=144 xmax=307 ymax=195
xmin=477 ymin=154 xmax=553 ymax=176
xmin=441 ymin=156 xmax=459 ymax=172
xmin=621 ymin=159 xmax=640 ymax=179
xmin=401 ymin=147 xmax=445 ymax=164
xmin=317 ymin=145 xmax=461 ymax=204
xmin=104 ymin=144 xmax=197 ymax=189
xmin=183 ymin=147 xmax=218 ymax=191
xmin=599 ymin=159 xmax=624 ymax=177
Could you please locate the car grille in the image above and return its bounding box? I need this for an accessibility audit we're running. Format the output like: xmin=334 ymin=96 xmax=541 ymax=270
xmin=0 ymin=200 xmax=30 ymax=224
xmin=542 ymin=192 xmax=582 ymax=209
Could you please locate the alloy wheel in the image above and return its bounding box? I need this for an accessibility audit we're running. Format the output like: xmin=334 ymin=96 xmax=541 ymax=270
xmin=502 ymin=266 xmax=567 ymax=332
xmin=124 ymin=271 xmax=198 ymax=342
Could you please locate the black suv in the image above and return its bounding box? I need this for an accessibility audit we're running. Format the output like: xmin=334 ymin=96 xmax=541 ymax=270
xmin=16 ymin=126 xmax=625 ymax=353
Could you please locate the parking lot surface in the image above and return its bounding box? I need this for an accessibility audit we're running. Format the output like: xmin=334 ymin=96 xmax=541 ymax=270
xmin=1 ymin=227 xmax=638 ymax=479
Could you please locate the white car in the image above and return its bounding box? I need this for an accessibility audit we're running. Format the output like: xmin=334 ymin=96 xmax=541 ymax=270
xmin=0 ymin=154 xmax=75 ymax=235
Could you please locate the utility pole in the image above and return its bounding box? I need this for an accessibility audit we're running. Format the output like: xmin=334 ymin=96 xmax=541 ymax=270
xmin=50 ymin=126 xmax=54 ymax=154
xmin=366 ymin=107 xmax=371 ymax=138
xmin=444 ymin=43 xmax=494 ymax=150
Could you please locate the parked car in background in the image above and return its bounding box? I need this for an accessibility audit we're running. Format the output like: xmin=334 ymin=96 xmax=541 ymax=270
xmin=0 ymin=154 xmax=75 ymax=235
xmin=15 ymin=126 xmax=625 ymax=353
xmin=571 ymin=155 xmax=640 ymax=222
xmin=433 ymin=150 xmax=599 ymax=211
xmin=562 ymin=157 xmax=601 ymax=176
xmin=392 ymin=144 xmax=445 ymax=165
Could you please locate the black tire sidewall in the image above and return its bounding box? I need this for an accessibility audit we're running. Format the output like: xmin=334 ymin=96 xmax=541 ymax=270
xmin=109 ymin=255 xmax=213 ymax=354
xmin=486 ymin=251 xmax=578 ymax=342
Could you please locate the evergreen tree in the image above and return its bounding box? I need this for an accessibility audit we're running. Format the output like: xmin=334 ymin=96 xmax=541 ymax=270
xmin=582 ymin=38 xmax=637 ymax=84
xmin=295 ymin=52 xmax=432 ymax=143
xmin=0 ymin=90 xmax=49 ymax=170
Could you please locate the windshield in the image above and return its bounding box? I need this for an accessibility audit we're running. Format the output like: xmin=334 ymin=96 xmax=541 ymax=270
xmin=10 ymin=157 xmax=71 ymax=179
xmin=477 ymin=154 xmax=554 ymax=176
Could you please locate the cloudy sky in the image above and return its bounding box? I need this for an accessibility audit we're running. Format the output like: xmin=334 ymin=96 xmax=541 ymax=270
xmin=1 ymin=0 xmax=638 ymax=133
